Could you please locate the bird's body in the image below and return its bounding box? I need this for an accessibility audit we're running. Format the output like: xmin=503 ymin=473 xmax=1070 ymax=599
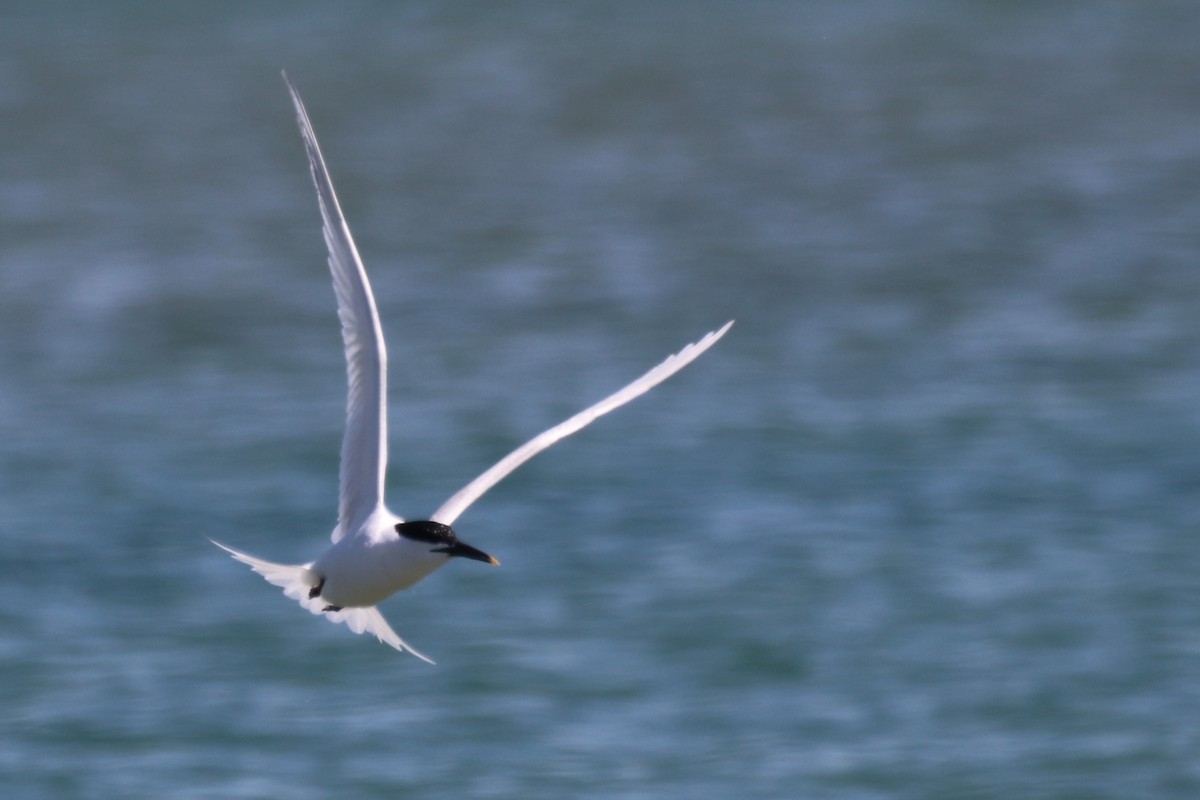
xmin=311 ymin=509 xmax=426 ymax=608
xmin=213 ymin=73 xmax=731 ymax=662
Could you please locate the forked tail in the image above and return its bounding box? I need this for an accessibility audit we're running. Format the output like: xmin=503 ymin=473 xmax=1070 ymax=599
xmin=210 ymin=540 xmax=434 ymax=663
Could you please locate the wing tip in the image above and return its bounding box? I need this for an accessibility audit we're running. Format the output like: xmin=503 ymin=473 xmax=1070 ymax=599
xmin=699 ymin=318 xmax=735 ymax=346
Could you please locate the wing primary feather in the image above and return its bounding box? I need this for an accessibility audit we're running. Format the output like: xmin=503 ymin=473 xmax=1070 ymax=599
xmin=283 ymin=72 xmax=390 ymax=540
xmin=431 ymin=321 xmax=733 ymax=526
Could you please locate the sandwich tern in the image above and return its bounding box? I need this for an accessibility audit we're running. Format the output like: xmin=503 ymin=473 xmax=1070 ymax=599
xmin=213 ymin=73 xmax=732 ymax=662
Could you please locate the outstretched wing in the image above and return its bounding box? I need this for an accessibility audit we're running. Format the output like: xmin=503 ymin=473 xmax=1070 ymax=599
xmin=431 ymin=321 xmax=733 ymax=526
xmin=284 ymin=73 xmax=389 ymax=541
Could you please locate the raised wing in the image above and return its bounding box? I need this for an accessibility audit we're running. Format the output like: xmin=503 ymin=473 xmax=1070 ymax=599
xmin=431 ymin=321 xmax=733 ymax=526
xmin=284 ymin=73 xmax=389 ymax=541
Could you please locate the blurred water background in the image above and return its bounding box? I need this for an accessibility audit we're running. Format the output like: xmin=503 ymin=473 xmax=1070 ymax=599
xmin=3 ymin=2 xmax=1200 ymax=797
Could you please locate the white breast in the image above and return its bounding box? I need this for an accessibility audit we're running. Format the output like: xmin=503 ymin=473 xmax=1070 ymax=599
xmin=313 ymin=514 xmax=450 ymax=607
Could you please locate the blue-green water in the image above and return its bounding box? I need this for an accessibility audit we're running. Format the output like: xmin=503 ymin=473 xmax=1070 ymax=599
xmin=3 ymin=3 xmax=1200 ymax=797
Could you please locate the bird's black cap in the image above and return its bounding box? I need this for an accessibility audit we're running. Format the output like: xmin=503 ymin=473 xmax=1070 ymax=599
xmin=396 ymin=520 xmax=499 ymax=565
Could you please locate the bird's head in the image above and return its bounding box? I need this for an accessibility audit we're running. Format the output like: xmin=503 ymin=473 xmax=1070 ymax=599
xmin=395 ymin=520 xmax=499 ymax=566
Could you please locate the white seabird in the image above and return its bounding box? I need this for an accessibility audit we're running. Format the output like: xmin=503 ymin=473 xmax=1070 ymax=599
xmin=213 ymin=73 xmax=732 ymax=663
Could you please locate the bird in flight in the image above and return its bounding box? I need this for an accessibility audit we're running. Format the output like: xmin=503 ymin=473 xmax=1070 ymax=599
xmin=213 ymin=73 xmax=732 ymax=663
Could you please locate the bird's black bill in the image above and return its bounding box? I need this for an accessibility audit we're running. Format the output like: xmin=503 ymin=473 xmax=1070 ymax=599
xmin=435 ymin=541 xmax=500 ymax=566
xmin=396 ymin=520 xmax=499 ymax=565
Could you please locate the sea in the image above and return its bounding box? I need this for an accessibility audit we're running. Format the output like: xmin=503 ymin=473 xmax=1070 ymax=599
xmin=2 ymin=3 xmax=1199 ymax=797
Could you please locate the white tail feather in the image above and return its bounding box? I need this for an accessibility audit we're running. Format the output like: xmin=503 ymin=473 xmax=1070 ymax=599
xmin=211 ymin=540 xmax=434 ymax=663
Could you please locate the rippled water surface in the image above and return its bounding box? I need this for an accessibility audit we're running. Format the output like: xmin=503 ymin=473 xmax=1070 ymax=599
xmin=3 ymin=3 xmax=1200 ymax=798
